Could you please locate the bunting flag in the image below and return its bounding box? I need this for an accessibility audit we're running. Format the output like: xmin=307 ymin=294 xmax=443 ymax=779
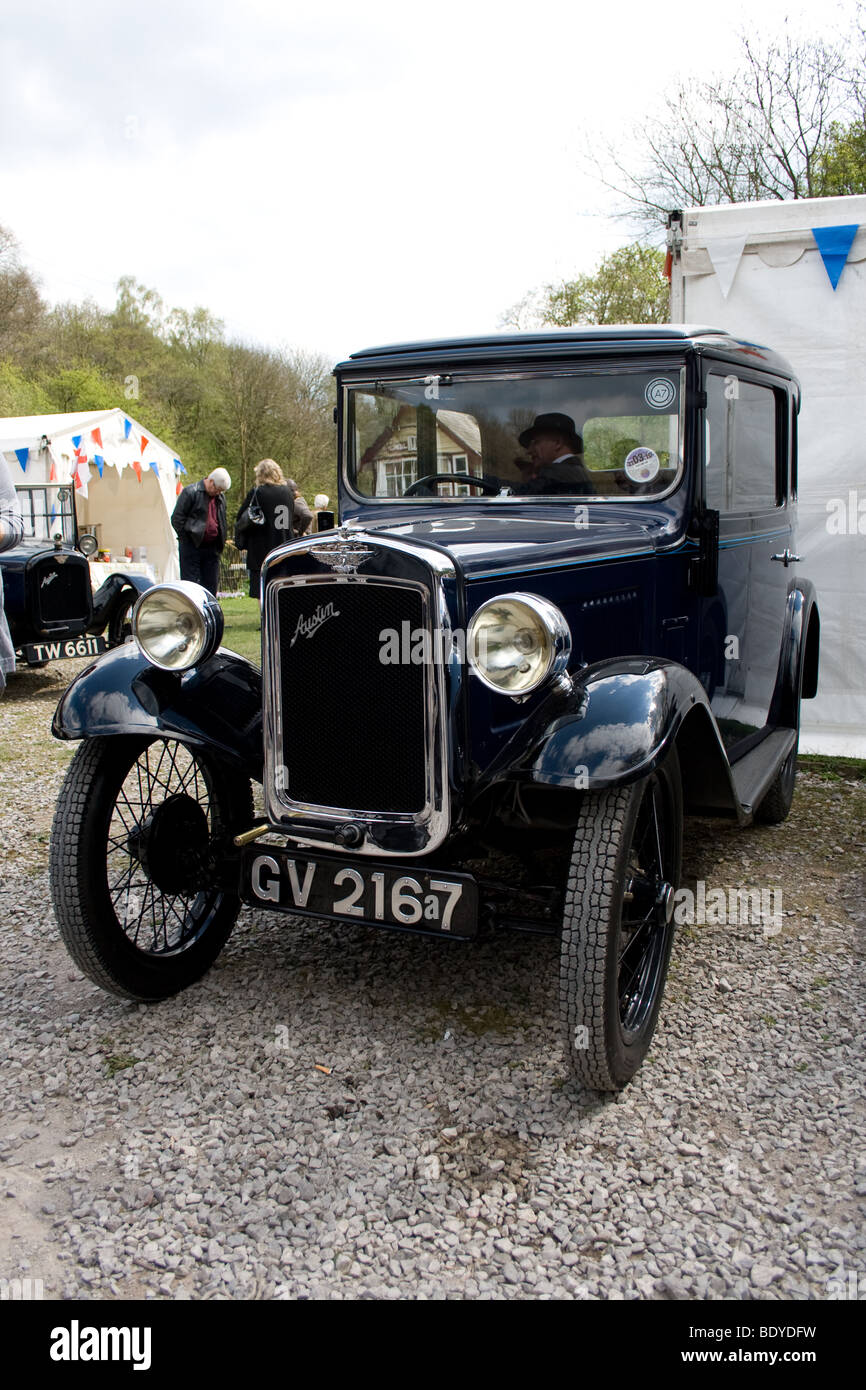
xmin=91 ymin=426 xmax=103 ymax=449
xmin=71 ymin=434 xmax=82 ymax=450
xmin=50 ymin=500 xmax=58 ymax=529
xmin=704 ymin=234 xmax=747 ymax=298
xmin=140 ymin=434 xmax=149 ymax=455
xmin=94 ymin=454 xmax=105 ymax=477
xmin=132 ymin=460 xmax=142 ymax=482
xmin=812 ymin=224 xmax=859 ymax=290
xmin=148 ymin=459 xmax=160 ymax=476
xmin=74 ymin=460 xmax=91 ymax=499
xmin=123 ymin=418 xmax=132 ymax=439
xmin=174 ymin=457 xmax=186 ymax=475
xmin=49 ymin=455 xmax=57 ymax=482
xmin=14 ymin=446 xmax=29 ymax=472
xmin=176 ymin=480 xmax=183 ymax=495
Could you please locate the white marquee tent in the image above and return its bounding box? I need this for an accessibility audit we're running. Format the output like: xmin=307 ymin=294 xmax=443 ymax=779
xmin=0 ymin=408 xmax=183 ymax=582
xmin=670 ymin=194 xmax=866 ymax=756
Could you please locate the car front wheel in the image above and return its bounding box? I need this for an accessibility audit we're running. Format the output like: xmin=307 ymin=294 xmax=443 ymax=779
xmin=560 ymin=748 xmax=683 ymax=1092
xmin=50 ymin=736 xmax=252 ymax=1001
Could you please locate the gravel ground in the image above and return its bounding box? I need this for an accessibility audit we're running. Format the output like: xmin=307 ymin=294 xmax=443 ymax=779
xmin=1 ymin=661 xmax=864 ymax=1301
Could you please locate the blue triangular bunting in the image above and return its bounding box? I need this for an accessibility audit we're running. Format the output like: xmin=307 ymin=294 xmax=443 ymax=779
xmin=812 ymin=224 xmax=859 ymax=290
xmin=94 ymin=454 xmax=104 ymax=477
xmin=148 ymin=459 xmax=159 ymax=475
xmin=14 ymin=446 xmax=29 ymax=472
xmin=123 ymin=417 xmax=132 ymax=439
xmin=174 ymin=457 xmax=186 ymax=475
xmin=71 ymin=434 xmax=82 ymax=449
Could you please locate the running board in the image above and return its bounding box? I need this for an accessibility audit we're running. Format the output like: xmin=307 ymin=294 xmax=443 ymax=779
xmin=731 ymin=729 xmax=797 ymax=820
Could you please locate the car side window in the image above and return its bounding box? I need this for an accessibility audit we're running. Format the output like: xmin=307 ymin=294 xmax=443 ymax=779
xmin=705 ymin=374 xmax=780 ymax=512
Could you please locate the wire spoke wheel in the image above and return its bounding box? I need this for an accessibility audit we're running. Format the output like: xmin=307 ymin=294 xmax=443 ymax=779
xmin=560 ymin=748 xmax=683 ymax=1093
xmin=50 ymin=736 xmax=253 ymax=1001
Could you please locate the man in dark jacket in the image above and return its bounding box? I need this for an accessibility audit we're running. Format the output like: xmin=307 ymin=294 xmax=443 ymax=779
xmin=516 ymin=413 xmax=594 ymax=495
xmin=171 ymin=468 xmax=231 ymax=596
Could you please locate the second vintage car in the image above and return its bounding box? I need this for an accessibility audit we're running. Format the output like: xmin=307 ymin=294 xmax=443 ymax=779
xmin=2 ymin=484 xmax=152 ymax=667
xmin=48 ymin=326 xmax=819 ymax=1093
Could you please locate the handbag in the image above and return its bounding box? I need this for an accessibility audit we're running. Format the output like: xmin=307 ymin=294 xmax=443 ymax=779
xmin=234 ymin=488 xmax=265 ymax=549
xmin=247 ymin=488 xmax=265 ymax=525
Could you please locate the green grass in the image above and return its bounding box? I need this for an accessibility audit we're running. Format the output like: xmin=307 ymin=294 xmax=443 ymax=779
xmin=799 ymin=754 xmax=866 ymax=782
xmin=220 ymin=596 xmax=261 ymax=666
xmin=105 ymin=1053 xmax=139 ymax=1078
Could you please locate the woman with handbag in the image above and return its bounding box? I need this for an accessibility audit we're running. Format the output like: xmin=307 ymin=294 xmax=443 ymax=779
xmin=234 ymin=459 xmax=295 ymax=601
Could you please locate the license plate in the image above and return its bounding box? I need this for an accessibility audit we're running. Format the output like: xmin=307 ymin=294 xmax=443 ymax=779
xmin=22 ymin=634 xmax=108 ymax=665
xmin=241 ymin=848 xmax=477 ymax=938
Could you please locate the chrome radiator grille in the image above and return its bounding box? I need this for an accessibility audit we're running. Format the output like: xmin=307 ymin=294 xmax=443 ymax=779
xmin=273 ymin=578 xmax=429 ymax=814
xmin=33 ymin=554 xmax=91 ymax=627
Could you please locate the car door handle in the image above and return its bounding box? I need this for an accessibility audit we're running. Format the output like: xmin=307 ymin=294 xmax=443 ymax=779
xmin=771 ymin=550 xmax=801 ymax=567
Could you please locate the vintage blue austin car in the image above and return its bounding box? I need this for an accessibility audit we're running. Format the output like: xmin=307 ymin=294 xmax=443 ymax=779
xmin=49 ymin=327 xmax=819 ymax=1092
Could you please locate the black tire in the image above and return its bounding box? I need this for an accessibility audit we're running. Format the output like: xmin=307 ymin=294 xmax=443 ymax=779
xmin=50 ymin=736 xmax=253 ymax=1001
xmin=107 ymin=590 xmax=136 ymax=647
xmin=755 ymin=669 xmax=801 ymax=824
xmin=755 ymin=734 xmax=798 ymax=824
xmin=560 ymin=748 xmax=683 ymax=1093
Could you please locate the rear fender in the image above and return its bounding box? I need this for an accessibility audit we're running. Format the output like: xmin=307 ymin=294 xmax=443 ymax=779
xmin=52 ymin=643 xmax=263 ymax=778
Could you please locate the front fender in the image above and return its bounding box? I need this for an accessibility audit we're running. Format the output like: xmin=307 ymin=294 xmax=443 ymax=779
xmin=489 ymin=658 xmax=740 ymax=817
xmin=52 ymin=644 xmax=263 ymax=778
xmin=87 ymin=572 xmax=154 ymax=639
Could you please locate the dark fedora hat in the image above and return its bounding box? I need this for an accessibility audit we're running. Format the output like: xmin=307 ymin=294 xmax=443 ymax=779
xmin=518 ymin=412 xmax=583 ymax=453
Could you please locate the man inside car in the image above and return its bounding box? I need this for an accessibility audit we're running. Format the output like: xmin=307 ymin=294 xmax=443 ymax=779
xmin=516 ymin=412 xmax=594 ymax=494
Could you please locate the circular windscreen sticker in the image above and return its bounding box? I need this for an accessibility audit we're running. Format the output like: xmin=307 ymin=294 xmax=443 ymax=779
xmin=624 ymin=447 xmax=660 ymax=483
xmin=645 ymin=377 xmax=676 ymax=410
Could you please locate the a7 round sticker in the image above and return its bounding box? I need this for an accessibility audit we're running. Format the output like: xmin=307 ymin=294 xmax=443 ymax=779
xmin=624 ymin=447 xmax=660 ymax=483
xmin=645 ymin=378 xmax=676 ymax=409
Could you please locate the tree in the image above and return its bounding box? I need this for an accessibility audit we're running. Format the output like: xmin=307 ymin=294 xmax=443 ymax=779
xmin=544 ymin=245 xmax=668 ymax=326
xmin=502 ymin=243 xmax=669 ymax=330
xmin=597 ymin=24 xmax=864 ymax=229
xmin=815 ymin=119 xmax=866 ymax=195
xmin=0 ymin=224 xmax=45 ymax=353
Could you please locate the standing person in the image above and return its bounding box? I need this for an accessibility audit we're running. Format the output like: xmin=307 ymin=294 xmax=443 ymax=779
xmin=0 ymin=452 xmax=25 ymax=696
xmin=234 ymin=459 xmax=294 ymax=601
xmin=286 ymin=479 xmax=313 ymax=536
xmin=171 ymin=468 xmax=231 ymax=597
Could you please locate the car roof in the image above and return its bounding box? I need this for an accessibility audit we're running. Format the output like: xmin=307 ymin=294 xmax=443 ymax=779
xmin=337 ymin=326 xmax=799 ymax=383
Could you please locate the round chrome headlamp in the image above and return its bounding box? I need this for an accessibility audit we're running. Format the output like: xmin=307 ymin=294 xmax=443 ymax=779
xmin=467 ymin=593 xmax=571 ymax=696
xmin=132 ymin=582 xmax=224 ymax=672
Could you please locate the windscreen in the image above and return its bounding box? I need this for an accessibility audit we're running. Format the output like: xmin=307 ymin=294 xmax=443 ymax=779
xmin=346 ymin=367 xmax=684 ymax=500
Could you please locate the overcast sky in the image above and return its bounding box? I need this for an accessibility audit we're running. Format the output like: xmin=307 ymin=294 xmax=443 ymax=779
xmin=0 ymin=0 xmax=852 ymax=363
